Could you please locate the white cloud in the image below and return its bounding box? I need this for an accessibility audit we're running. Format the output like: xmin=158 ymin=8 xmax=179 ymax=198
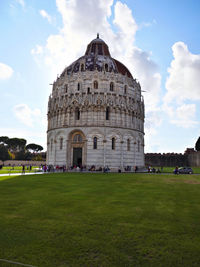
xmin=165 ymin=42 xmax=200 ymax=104
xmin=139 ymin=19 xmax=157 ymax=29
xmin=125 ymin=47 xmax=161 ymax=110
xmin=13 ymin=104 xmax=41 ymax=127
xmin=39 ymin=9 xmax=52 ymax=23
xmin=31 ymin=45 xmax=43 ymax=55
xmin=170 ymin=104 xmax=198 ymax=128
xmin=113 ymin=1 xmax=138 ymax=42
xmin=0 ymin=63 xmax=13 ymax=80
xmin=144 ymin=107 xmax=163 ymax=152
xmin=163 ymin=42 xmax=200 ymax=128
xmin=15 ymin=0 xmax=25 ymax=8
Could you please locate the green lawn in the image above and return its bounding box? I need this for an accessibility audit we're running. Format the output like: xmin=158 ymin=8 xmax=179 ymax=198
xmin=0 ymin=166 xmax=41 ymax=174
xmin=0 ymin=172 xmax=200 ymax=266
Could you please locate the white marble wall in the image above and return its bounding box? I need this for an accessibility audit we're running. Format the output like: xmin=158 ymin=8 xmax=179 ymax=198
xmin=47 ymin=69 xmax=145 ymax=170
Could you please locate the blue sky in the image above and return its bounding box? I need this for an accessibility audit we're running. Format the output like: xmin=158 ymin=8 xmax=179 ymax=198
xmin=0 ymin=0 xmax=200 ymax=153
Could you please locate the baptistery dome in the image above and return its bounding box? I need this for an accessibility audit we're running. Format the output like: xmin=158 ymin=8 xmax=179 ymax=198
xmin=47 ymin=35 xmax=145 ymax=170
xmin=61 ymin=34 xmax=133 ymax=79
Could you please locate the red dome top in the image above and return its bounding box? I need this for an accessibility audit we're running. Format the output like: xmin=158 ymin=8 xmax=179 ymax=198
xmin=85 ymin=34 xmax=111 ymax=57
xmin=61 ymin=35 xmax=133 ymax=79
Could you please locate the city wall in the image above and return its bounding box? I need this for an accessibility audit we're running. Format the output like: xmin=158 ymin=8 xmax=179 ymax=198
xmin=145 ymin=150 xmax=200 ymax=167
xmin=187 ymin=151 xmax=200 ymax=167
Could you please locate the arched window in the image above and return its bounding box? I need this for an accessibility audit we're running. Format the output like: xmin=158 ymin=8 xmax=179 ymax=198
xmin=93 ymin=80 xmax=98 ymax=89
xmin=105 ymin=64 xmax=108 ymax=72
xmin=65 ymin=84 xmax=68 ymax=93
xmin=77 ymin=83 xmax=81 ymax=91
xmin=127 ymin=139 xmax=130 ymax=151
xmin=60 ymin=137 xmax=63 ymax=150
xmin=87 ymin=87 xmax=91 ymax=94
xmin=93 ymin=137 xmax=97 ymax=149
xmin=73 ymin=134 xmax=82 ymax=142
xmin=124 ymin=85 xmax=127 ymax=94
xmin=81 ymin=64 xmax=84 ymax=71
xmin=110 ymin=82 xmax=114 ymax=91
xmin=75 ymin=108 xmax=80 ymax=120
xmin=106 ymin=107 xmax=110 ymax=120
xmin=112 ymin=138 xmax=115 ymax=150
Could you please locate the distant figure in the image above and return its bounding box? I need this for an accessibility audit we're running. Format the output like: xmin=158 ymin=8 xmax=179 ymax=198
xmin=43 ymin=164 xmax=47 ymax=172
xmin=22 ymin=165 xmax=25 ymax=174
xmin=62 ymin=165 xmax=66 ymax=172
xmin=174 ymin=166 xmax=179 ymax=175
xmin=134 ymin=166 xmax=138 ymax=173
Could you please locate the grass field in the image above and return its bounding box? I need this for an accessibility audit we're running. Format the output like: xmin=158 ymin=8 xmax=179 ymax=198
xmin=0 ymin=172 xmax=200 ymax=266
xmin=0 ymin=166 xmax=41 ymax=174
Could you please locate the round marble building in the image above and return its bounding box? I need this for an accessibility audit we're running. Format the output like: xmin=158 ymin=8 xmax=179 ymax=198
xmin=47 ymin=35 xmax=145 ymax=170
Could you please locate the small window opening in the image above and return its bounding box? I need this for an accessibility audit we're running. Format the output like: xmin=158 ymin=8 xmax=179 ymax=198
xmin=132 ymin=112 xmax=134 ymax=123
xmin=124 ymin=85 xmax=127 ymax=94
xmin=105 ymin=64 xmax=108 ymax=72
xmin=112 ymin=138 xmax=115 ymax=150
xmin=81 ymin=64 xmax=84 ymax=71
xmin=60 ymin=138 xmax=63 ymax=150
xmin=77 ymin=83 xmax=80 ymax=91
xmin=106 ymin=107 xmax=110 ymax=120
xmin=75 ymin=108 xmax=80 ymax=120
xmin=110 ymin=82 xmax=114 ymax=91
xmin=93 ymin=137 xmax=97 ymax=149
xmin=87 ymin=87 xmax=91 ymax=94
xmin=127 ymin=139 xmax=130 ymax=151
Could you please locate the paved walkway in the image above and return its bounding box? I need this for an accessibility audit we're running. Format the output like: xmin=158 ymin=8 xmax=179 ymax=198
xmin=0 ymin=172 xmax=44 ymax=177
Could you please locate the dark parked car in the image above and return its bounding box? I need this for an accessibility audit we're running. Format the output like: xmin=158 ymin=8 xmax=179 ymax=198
xmin=174 ymin=167 xmax=193 ymax=174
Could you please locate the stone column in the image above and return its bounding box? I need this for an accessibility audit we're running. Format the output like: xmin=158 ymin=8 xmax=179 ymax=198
xmin=134 ymin=141 xmax=136 ymax=166
xmin=120 ymin=140 xmax=124 ymax=169
xmin=103 ymin=139 xmax=106 ymax=167
xmin=66 ymin=139 xmax=70 ymax=168
xmin=54 ymin=139 xmax=57 ymax=166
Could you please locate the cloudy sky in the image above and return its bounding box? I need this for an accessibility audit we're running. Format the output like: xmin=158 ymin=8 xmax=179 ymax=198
xmin=0 ymin=0 xmax=200 ymax=153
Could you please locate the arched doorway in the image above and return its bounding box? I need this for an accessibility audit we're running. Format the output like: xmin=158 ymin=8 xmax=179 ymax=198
xmin=67 ymin=130 xmax=87 ymax=167
xmin=72 ymin=133 xmax=82 ymax=167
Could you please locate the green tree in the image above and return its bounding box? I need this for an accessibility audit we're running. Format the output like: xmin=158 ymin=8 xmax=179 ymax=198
xmin=0 ymin=145 xmax=10 ymax=162
xmin=26 ymin=143 xmax=43 ymax=153
xmin=0 ymin=136 xmax=9 ymax=145
xmin=7 ymin=138 xmax=27 ymax=152
xmin=195 ymin=137 xmax=200 ymax=151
